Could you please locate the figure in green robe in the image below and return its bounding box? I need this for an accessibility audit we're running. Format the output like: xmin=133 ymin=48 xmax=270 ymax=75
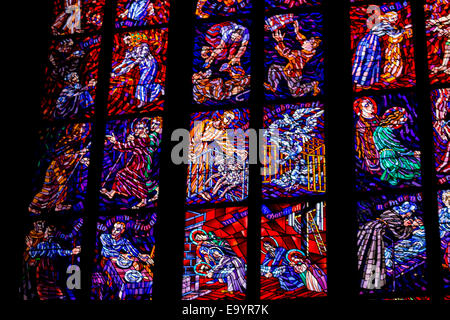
xmin=373 ymin=107 xmax=421 ymax=186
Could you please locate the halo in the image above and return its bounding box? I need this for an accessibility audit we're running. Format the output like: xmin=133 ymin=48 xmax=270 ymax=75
xmin=353 ymin=96 xmax=377 ymax=116
xmin=194 ymin=262 xmax=212 ymax=276
xmin=286 ymin=249 xmax=305 ymax=264
xmin=131 ymin=117 xmax=151 ymax=133
xmin=65 ymin=122 xmax=91 ymax=141
xmin=261 ymin=236 xmax=279 ymax=254
xmin=189 ymin=229 xmax=207 ymax=245
xmin=209 ymin=246 xmax=223 ymax=257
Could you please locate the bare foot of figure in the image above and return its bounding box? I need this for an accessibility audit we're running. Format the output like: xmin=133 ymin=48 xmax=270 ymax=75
xmin=132 ymin=199 xmax=147 ymax=209
xmin=136 ymin=100 xmax=146 ymax=108
xmin=199 ymin=192 xmax=212 ymax=201
xmin=432 ymin=65 xmax=448 ymax=73
xmin=100 ymin=188 xmax=115 ymax=199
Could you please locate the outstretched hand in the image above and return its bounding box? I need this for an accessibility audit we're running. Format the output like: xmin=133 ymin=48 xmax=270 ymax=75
xmin=272 ymin=29 xmax=284 ymax=43
xmin=72 ymin=246 xmax=81 ymax=255
xmin=106 ymin=132 xmax=117 ymax=144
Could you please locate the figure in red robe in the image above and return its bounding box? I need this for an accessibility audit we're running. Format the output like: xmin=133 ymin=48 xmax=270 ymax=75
xmin=354 ymin=97 xmax=381 ymax=175
xmin=101 ymin=117 xmax=162 ymax=209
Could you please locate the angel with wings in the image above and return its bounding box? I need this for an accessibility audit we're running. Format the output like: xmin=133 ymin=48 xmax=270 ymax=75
xmin=265 ymin=107 xmax=324 ymax=190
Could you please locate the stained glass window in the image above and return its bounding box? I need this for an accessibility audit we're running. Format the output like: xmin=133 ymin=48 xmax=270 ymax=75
xmin=91 ymin=212 xmax=157 ymax=300
xmin=261 ymin=201 xmax=327 ymax=299
xmin=29 ymin=123 xmax=91 ymax=215
xmin=100 ymin=116 xmax=162 ymax=210
xmin=192 ymin=20 xmax=251 ymax=106
xmin=350 ymin=1 xmax=416 ymax=92
xmin=20 ymin=217 xmax=84 ymax=300
xmin=353 ymin=92 xmax=421 ymax=191
xmin=195 ymin=0 xmax=252 ymax=19
xmin=115 ymin=0 xmax=170 ymax=28
xmin=50 ymin=0 xmax=105 ymax=36
xmin=357 ymin=193 xmax=427 ymax=295
xmin=424 ymin=0 xmax=450 ymax=85
xmin=108 ymin=29 xmax=168 ymax=115
xmin=182 ymin=207 xmax=248 ymax=300
xmin=262 ymin=102 xmax=326 ymax=198
xmin=264 ymin=12 xmax=324 ymax=100
xmin=42 ymin=36 xmax=101 ymax=121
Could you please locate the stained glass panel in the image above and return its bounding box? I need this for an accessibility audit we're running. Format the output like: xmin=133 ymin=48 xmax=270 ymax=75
xmin=265 ymin=0 xmax=321 ymax=11
xmin=193 ymin=20 xmax=251 ymax=106
xmin=262 ymin=102 xmax=326 ymax=199
xmin=260 ymin=201 xmax=327 ymax=299
xmin=99 ymin=117 xmax=162 ymax=210
xmin=91 ymin=212 xmax=157 ymax=300
xmin=51 ymin=0 xmax=104 ymax=36
xmin=264 ymin=12 xmax=324 ymax=100
xmin=350 ymin=2 xmax=416 ymax=92
xmin=353 ymin=92 xmax=421 ymax=191
xmin=357 ymin=193 xmax=427 ymax=296
xmin=187 ymin=108 xmax=249 ymax=205
xmin=42 ymin=36 xmax=101 ymax=121
xmin=431 ymin=88 xmax=450 ymax=184
xmin=108 ymin=29 xmax=168 ymax=116
xmin=29 ymin=123 xmax=91 ymax=215
xmin=437 ymin=190 xmax=450 ymax=296
xmin=182 ymin=207 xmax=248 ymax=300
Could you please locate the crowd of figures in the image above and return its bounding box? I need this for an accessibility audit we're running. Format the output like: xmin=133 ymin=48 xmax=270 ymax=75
xmin=28 ymin=117 xmax=162 ymax=214
xmin=23 ymin=0 xmax=450 ymax=302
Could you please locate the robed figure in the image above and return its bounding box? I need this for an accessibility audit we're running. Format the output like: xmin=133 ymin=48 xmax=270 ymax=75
xmin=261 ymin=242 xmax=304 ymax=291
xmin=101 ymin=117 xmax=161 ymax=209
xmin=357 ymin=206 xmax=415 ymax=290
xmin=207 ymin=247 xmax=246 ymax=294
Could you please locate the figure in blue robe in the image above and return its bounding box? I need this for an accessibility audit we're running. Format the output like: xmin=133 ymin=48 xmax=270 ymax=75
xmin=261 ymin=242 xmax=304 ymax=291
xmin=53 ymin=72 xmax=95 ymax=119
xmin=352 ymin=12 xmax=406 ymax=88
